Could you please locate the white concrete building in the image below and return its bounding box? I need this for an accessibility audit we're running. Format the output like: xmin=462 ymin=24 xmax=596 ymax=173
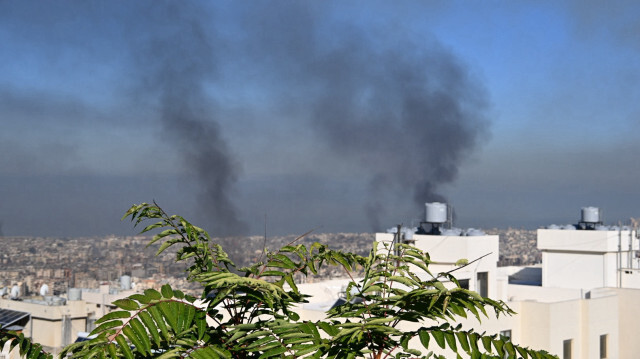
xmin=375 ymin=231 xmax=499 ymax=299
xmin=296 ymin=205 xmax=640 ymax=359
xmin=538 ymin=228 xmax=640 ymax=291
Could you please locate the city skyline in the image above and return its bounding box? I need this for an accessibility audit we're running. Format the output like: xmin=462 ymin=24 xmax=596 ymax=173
xmin=1 ymin=1 xmax=639 ymax=237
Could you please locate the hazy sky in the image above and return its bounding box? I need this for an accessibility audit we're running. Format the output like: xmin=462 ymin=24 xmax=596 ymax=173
xmin=1 ymin=1 xmax=639 ymax=237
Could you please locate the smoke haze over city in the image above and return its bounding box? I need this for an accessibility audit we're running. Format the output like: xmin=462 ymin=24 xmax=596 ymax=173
xmin=1 ymin=1 xmax=640 ymax=237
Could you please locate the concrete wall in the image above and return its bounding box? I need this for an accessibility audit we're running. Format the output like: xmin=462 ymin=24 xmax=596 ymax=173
xmin=612 ymin=288 xmax=640 ymax=359
xmin=510 ymin=295 xmax=618 ymax=359
xmin=539 ymin=229 xmax=639 ymax=291
xmin=620 ymin=268 xmax=640 ymax=287
xmin=583 ymin=295 xmax=619 ymax=359
xmin=543 ymin=251 xmax=606 ymax=289
xmin=538 ymin=229 xmax=637 ymax=253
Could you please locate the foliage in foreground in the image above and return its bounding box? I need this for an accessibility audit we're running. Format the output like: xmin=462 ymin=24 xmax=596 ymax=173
xmin=1 ymin=202 xmax=557 ymax=359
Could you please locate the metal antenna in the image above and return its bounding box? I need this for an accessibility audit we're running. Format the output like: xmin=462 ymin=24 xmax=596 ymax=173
xmin=394 ymin=224 xmax=402 ymax=257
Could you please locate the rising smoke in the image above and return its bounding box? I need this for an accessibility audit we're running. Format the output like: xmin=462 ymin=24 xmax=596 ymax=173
xmin=308 ymin=42 xmax=489 ymax=229
xmin=129 ymin=3 xmax=248 ymax=236
xmin=10 ymin=2 xmax=488 ymax=237
xmin=237 ymin=3 xmax=490 ymax=229
xmin=130 ymin=2 xmax=489 ymax=233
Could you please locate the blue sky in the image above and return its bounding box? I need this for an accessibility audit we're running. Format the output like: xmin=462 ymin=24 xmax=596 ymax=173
xmin=1 ymin=1 xmax=639 ymax=237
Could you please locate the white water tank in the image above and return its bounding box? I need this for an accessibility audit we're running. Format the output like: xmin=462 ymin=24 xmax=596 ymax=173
xmin=68 ymin=288 xmax=82 ymax=301
xmin=581 ymin=207 xmax=600 ymax=223
xmin=464 ymin=228 xmax=486 ymax=236
xmin=10 ymin=285 xmax=20 ymax=299
xmin=120 ymin=275 xmax=132 ymax=290
xmin=425 ymin=202 xmax=448 ymax=224
xmin=402 ymin=228 xmax=414 ymax=241
xmin=39 ymin=284 xmax=49 ymax=296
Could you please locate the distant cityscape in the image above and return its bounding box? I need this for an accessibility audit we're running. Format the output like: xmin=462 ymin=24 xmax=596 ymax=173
xmin=0 ymin=228 xmax=539 ymax=297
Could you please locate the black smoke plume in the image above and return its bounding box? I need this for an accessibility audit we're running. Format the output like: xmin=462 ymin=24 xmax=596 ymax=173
xmin=131 ymin=3 xmax=248 ymax=237
xmin=238 ymin=4 xmax=490 ymax=229
xmin=131 ymin=2 xmax=489 ymax=232
xmin=8 ymin=2 xmax=489 ymax=237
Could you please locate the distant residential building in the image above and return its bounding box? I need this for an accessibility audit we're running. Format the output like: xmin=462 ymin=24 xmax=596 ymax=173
xmin=0 ymin=281 xmax=136 ymax=356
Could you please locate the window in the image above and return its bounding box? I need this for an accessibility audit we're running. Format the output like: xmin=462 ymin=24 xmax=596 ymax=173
xmin=477 ymin=272 xmax=488 ymax=297
xmin=500 ymin=330 xmax=512 ymax=339
xmin=563 ymin=339 xmax=572 ymax=359
xmin=458 ymin=279 xmax=469 ymax=290
xmin=600 ymin=334 xmax=608 ymax=359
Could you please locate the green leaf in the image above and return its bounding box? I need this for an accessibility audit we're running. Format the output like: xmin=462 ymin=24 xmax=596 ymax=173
xmin=432 ymin=330 xmax=446 ymax=349
xmin=269 ymin=254 xmax=296 ymax=269
xmin=113 ymin=298 xmax=139 ymax=311
xmin=149 ymin=305 xmax=171 ymax=342
xmin=90 ymin=319 xmax=123 ymax=336
xmin=388 ymin=275 xmax=416 ymax=287
xmin=516 ymin=346 xmax=529 ymax=359
xmin=161 ymin=284 xmax=174 ymax=299
xmin=196 ymin=312 xmax=207 ymax=340
xmin=144 ymin=288 xmax=162 ymax=301
xmin=406 ymin=348 xmax=422 ymax=356
xmin=418 ymin=329 xmax=430 ymax=348
xmin=130 ymin=318 xmax=151 ymax=354
xmin=258 ymin=345 xmax=287 ymax=358
xmin=155 ymin=348 xmax=182 ymax=359
xmin=364 ymin=317 xmax=395 ymax=325
xmin=157 ymin=238 xmax=181 ymax=255
xmin=115 ymin=335 xmax=134 ymax=359
xmin=287 ymin=310 xmax=300 ymax=321
xmin=210 ymin=346 xmax=232 ymax=359
xmin=176 ymin=301 xmax=185 ymax=333
xmin=237 ymin=330 xmax=272 ymax=343
xmin=139 ymin=311 xmax=161 ymax=347
xmin=481 ymin=336 xmax=492 ymax=352
xmin=445 ymin=331 xmax=457 ymax=352
xmin=246 ymin=336 xmax=278 ymax=350
xmin=493 ymin=338 xmax=505 ymax=357
xmin=292 ymin=344 xmax=321 ymax=357
xmin=153 ymin=228 xmax=179 ymax=242
xmin=129 ymin=294 xmax=151 ymax=304
xmin=184 ymin=304 xmax=196 ymax=330
xmin=284 ymin=274 xmax=298 ymax=294
xmin=122 ymin=325 xmax=146 ymax=356
xmin=142 ymin=221 xmax=165 ymax=233
xmin=107 ymin=342 xmax=118 ymax=358
xmin=468 ymin=331 xmax=480 ymax=353
xmin=504 ymin=340 xmax=516 ymax=358
xmin=94 ymin=310 xmax=131 ymax=325
xmin=455 ymin=331 xmax=471 ymax=353
xmin=260 ymin=270 xmax=286 ymax=277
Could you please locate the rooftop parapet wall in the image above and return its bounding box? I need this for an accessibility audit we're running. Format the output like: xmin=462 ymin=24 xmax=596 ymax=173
xmin=537 ymin=229 xmax=638 ymax=253
xmin=376 ymin=232 xmax=499 ymax=265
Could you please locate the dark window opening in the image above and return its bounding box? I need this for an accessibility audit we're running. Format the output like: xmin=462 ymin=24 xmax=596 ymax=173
xmin=458 ymin=279 xmax=469 ymax=289
xmin=563 ymin=339 xmax=572 ymax=359
xmin=600 ymin=334 xmax=607 ymax=359
xmin=477 ymin=272 xmax=488 ymax=297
